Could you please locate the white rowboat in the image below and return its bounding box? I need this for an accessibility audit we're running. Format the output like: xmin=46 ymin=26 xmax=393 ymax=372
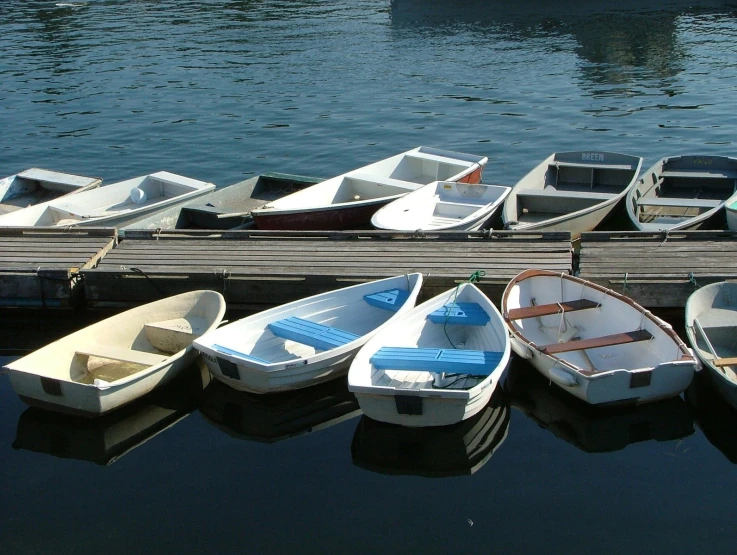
xmin=626 ymin=155 xmax=737 ymax=232
xmin=502 ymin=269 xmax=698 ymax=406
xmin=685 ymin=281 xmax=737 ymax=409
xmin=0 ymin=168 xmax=101 ymax=215
xmin=193 ymin=274 xmax=423 ymax=393
xmin=371 ymin=180 xmax=510 ymax=231
xmin=0 ymin=171 xmax=215 ymax=228
xmin=4 ymin=290 xmax=226 ymax=417
xmin=502 ymin=151 xmax=643 ymax=239
xmin=348 ymin=283 xmax=511 ymax=427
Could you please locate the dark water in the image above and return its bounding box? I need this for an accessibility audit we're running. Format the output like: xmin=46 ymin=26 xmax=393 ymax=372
xmin=3 ymin=1 xmax=737 ymax=553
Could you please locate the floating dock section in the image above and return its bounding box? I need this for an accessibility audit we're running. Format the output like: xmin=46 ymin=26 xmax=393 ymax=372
xmin=81 ymin=230 xmax=573 ymax=309
xmin=0 ymin=227 xmax=116 ymax=308
xmin=578 ymin=230 xmax=737 ymax=308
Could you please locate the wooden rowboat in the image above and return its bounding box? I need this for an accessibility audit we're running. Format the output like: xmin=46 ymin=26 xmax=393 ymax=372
xmin=501 ymin=269 xmax=698 ymax=406
xmin=0 ymin=168 xmax=101 ymax=215
xmin=371 ymin=180 xmax=510 ymax=232
xmin=626 ymin=155 xmax=737 ymax=232
xmin=0 ymin=171 xmax=215 ymax=228
xmin=4 ymin=290 xmax=226 ymax=417
xmin=348 ymin=282 xmax=511 ymax=427
xmin=251 ymin=147 xmax=487 ymax=230
xmin=502 ymin=151 xmax=643 ymax=239
xmin=685 ymin=281 xmax=737 ymax=409
xmin=193 ymin=273 xmax=423 ymax=393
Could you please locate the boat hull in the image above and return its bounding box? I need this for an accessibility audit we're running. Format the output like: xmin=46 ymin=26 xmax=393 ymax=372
xmin=252 ymin=198 xmax=394 ymax=231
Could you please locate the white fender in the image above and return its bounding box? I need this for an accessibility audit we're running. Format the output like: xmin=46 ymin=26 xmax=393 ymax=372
xmin=549 ymin=366 xmax=577 ymax=387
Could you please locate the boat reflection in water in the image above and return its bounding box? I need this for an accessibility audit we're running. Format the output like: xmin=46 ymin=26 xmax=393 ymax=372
xmin=199 ymin=377 xmax=361 ymax=443
xmin=506 ymin=360 xmax=694 ymax=453
xmin=351 ymin=389 xmax=510 ymax=478
xmin=686 ymin=372 xmax=737 ymax=464
xmin=12 ymin=359 xmax=211 ymax=466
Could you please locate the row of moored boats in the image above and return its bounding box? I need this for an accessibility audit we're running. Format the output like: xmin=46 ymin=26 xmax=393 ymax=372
xmin=6 ymin=269 xmax=736 ymax=426
xmin=3 ymin=147 xmax=737 ymax=234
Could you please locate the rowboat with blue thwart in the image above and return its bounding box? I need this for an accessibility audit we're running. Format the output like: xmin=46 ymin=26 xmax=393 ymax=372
xmin=193 ymin=273 xmax=423 ymax=393
xmin=348 ymin=282 xmax=511 ymax=427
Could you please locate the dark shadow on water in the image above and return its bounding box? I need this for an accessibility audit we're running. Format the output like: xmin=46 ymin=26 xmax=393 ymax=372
xmin=351 ymin=388 xmax=510 ymax=477
xmin=506 ymin=357 xmax=695 ymax=453
xmin=199 ymin=376 xmax=361 ymax=444
xmin=686 ymin=371 xmax=737 ymax=464
xmin=11 ymin=359 xmax=211 ymax=466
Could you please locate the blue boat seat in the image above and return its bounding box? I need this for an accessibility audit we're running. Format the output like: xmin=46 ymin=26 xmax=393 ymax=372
xmin=212 ymin=344 xmax=270 ymax=364
xmin=363 ymin=288 xmax=410 ymax=312
xmin=268 ymin=317 xmax=359 ymax=351
xmin=370 ymin=346 xmax=503 ymax=377
xmin=427 ymin=302 xmax=490 ymax=326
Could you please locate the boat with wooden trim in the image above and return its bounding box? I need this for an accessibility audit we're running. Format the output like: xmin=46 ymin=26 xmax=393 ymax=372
xmin=351 ymin=388 xmax=509 ymax=477
xmin=193 ymin=273 xmax=423 ymax=393
xmin=348 ymin=282 xmax=511 ymax=427
xmin=501 ymin=269 xmax=698 ymax=406
xmin=0 ymin=171 xmax=215 ymax=228
xmin=3 ymin=290 xmax=226 ymax=417
xmin=371 ymin=180 xmax=510 ymax=231
xmin=685 ymin=281 xmax=737 ymax=409
xmin=0 ymin=168 xmax=101 ymax=215
xmin=502 ymin=151 xmax=643 ymax=239
xmin=251 ymin=147 xmax=488 ymax=230
xmin=626 ymin=155 xmax=737 ymax=231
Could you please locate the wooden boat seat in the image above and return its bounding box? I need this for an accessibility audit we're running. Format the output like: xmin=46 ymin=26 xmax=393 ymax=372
xmin=517 ymin=189 xmax=616 ymax=201
xmin=506 ymin=299 xmax=600 ymax=320
xmin=370 ymin=346 xmax=503 ymax=376
xmin=268 ymin=317 xmax=359 ymax=350
xmin=363 ymin=288 xmax=410 ymax=312
xmin=540 ymin=329 xmax=653 ymax=355
xmin=660 ymin=170 xmax=737 ymax=180
xmin=76 ymin=344 xmax=167 ymax=366
xmin=427 ymin=302 xmax=490 ymax=326
xmin=406 ymin=152 xmax=474 ymax=166
xmin=714 ymin=357 xmax=737 ymax=367
xmin=348 ymin=173 xmax=418 ymax=189
xmin=636 ymin=197 xmax=721 ymax=209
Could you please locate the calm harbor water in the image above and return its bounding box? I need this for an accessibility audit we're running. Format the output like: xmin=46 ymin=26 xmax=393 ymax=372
xmin=3 ymin=1 xmax=737 ymax=553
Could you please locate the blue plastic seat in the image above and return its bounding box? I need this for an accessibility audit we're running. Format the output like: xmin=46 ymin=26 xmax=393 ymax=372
xmin=427 ymin=302 xmax=490 ymax=326
xmin=370 ymin=346 xmax=503 ymax=376
xmin=363 ymin=288 xmax=410 ymax=312
xmin=268 ymin=317 xmax=359 ymax=350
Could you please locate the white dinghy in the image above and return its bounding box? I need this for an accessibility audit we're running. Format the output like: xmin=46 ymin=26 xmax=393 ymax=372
xmin=251 ymin=147 xmax=487 ymax=230
xmin=626 ymin=155 xmax=737 ymax=232
xmin=371 ymin=180 xmax=510 ymax=232
xmin=502 ymin=151 xmax=643 ymax=239
xmin=348 ymin=282 xmax=511 ymax=427
xmin=0 ymin=168 xmax=101 ymax=215
xmin=685 ymin=281 xmax=737 ymax=409
xmin=4 ymin=290 xmax=226 ymax=417
xmin=193 ymin=274 xmax=423 ymax=393
xmin=501 ymin=269 xmax=698 ymax=406
xmin=0 ymin=171 xmax=215 ymax=228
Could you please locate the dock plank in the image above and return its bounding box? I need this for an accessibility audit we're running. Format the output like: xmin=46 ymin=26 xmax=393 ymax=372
xmin=82 ymin=229 xmax=573 ymax=308
xmin=578 ymin=231 xmax=737 ymax=308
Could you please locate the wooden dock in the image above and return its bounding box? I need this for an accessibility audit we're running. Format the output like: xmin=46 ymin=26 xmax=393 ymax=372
xmin=81 ymin=229 xmax=573 ymax=309
xmin=578 ymin=230 xmax=737 ymax=308
xmin=0 ymin=228 xmax=116 ymax=308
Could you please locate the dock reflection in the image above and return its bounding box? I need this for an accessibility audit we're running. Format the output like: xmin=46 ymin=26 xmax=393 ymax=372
xmin=686 ymin=373 xmax=737 ymax=464
xmin=506 ymin=361 xmax=694 ymax=452
xmin=351 ymin=389 xmax=510 ymax=478
xmin=12 ymin=360 xmax=211 ymax=466
xmin=199 ymin=377 xmax=361 ymax=443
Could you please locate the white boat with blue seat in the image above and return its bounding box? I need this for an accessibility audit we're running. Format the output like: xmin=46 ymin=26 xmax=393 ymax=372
xmin=348 ymin=282 xmax=511 ymax=427
xmin=193 ymin=273 xmax=423 ymax=393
